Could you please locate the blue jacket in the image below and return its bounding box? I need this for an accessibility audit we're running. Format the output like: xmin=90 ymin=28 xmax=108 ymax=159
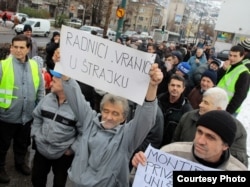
xmin=188 ymin=54 xmax=207 ymax=76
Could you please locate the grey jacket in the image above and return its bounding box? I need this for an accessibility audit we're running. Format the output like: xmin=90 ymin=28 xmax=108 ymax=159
xmin=63 ymin=79 xmax=157 ymax=187
xmin=0 ymin=56 xmax=44 ymax=124
xmin=172 ymin=109 xmax=248 ymax=167
xmin=31 ymin=93 xmax=82 ymax=159
xmin=161 ymin=142 xmax=247 ymax=170
xmin=28 ymin=37 xmax=38 ymax=58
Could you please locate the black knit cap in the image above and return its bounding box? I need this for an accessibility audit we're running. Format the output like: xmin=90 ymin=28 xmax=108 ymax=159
xmin=196 ymin=110 xmax=236 ymax=147
xmin=23 ymin=24 xmax=32 ymax=32
xmin=210 ymin=58 xmax=222 ymax=67
xmin=202 ymin=69 xmax=217 ymax=85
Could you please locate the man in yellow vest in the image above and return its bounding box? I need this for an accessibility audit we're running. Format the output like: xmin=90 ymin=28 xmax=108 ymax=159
xmin=217 ymin=45 xmax=250 ymax=116
xmin=0 ymin=34 xmax=44 ymax=183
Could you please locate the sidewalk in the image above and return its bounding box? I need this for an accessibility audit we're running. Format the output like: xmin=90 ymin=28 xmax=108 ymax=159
xmin=0 ymin=145 xmax=73 ymax=187
xmin=0 ymin=21 xmax=15 ymax=34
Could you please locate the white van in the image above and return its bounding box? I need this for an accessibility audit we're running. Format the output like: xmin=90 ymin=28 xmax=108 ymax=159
xmin=14 ymin=18 xmax=51 ymax=37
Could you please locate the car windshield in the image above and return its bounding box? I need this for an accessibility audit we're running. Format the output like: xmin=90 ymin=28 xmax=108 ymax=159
xmin=22 ymin=20 xmax=34 ymax=25
xmin=80 ymin=26 xmax=92 ymax=31
xmin=97 ymin=29 xmax=103 ymax=34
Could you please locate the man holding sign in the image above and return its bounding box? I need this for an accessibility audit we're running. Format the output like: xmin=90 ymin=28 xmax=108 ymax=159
xmin=131 ymin=110 xmax=247 ymax=172
xmin=52 ymin=46 xmax=163 ymax=186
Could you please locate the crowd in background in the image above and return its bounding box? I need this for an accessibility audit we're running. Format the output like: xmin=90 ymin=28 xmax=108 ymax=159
xmin=0 ymin=25 xmax=249 ymax=186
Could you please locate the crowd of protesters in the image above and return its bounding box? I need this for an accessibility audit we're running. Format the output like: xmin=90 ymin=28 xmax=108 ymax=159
xmin=0 ymin=25 xmax=249 ymax=187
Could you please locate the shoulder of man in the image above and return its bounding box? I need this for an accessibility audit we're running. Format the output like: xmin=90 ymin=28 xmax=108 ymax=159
xmin=160 ymin=142 xmax=193 ymax=153
xmin=226 ymin=155 xmax=248 ymax=170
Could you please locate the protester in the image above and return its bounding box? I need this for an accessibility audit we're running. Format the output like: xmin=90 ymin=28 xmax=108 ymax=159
xmin=209 ymin=57 xmax=222 ymax=71
xmin=32 ymin=56 xmax=52 ymax=95
xmin=173 ymin=87 xmax=248 ymax=166
xmin=1 ymin=12 xmax=7 ymax=27
xmin=125 ymin=37 xmax=132 ymax=47
xmin=217 ymin=45 xmax=250 ymax=115
xmin=52 ymin=46 xmax=163 ymax=185
xmin=188 ymin=69 xmax=217 ymax=109
xmin=22 ymin=24 xmax=38 ymax=58
xmin=171 ymin=50 xmax=183 ymax=68
xmin=165 ymin=42 xmax=176 ymax=53
xmin=188 ymin=56 xmax=220 ymax=89
xmin=147 ymin=43 xmax=166 ymax=79
xmin=175 ymin=62 xmax=192 ymax=96
xmin=31 ymin=69 xmax=82 ymax=187
xmin=156 ymin=53 xmax=174 ymax=96
xmin=45 ymin=31 xmax=60 ymax=73
xmin=116 ymin=37 xmax=124 ymax=45
xmin=158 ymin=74 xmax=193 ymax=145
xmin=187 ymin=48 xmax=207 ymax=79
xmin=0 ymin=34 xmax=44 ymax=183
xmin=131 ymin=110 xmax=247 ymax=172
xmin=54 ymin=55 xmax=163 ymax=186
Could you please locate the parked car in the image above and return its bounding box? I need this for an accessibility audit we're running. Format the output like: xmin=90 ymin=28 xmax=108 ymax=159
xmin=11 ymin=12 xmax=29 ymax=23
xmin=79 ymin=25 xmax=102 ymax=34
xmin=14 ymin=18 xmax=50 ymax=37
xmin=120 ymin=30 xmax=137 ymax=40
xmin=70 ymin=17 xmax=82 ymax=25
xmin=97 ymin=28 xmax=116 ymax=41
xmin=216 ymin=49 xmax=230 ymax=61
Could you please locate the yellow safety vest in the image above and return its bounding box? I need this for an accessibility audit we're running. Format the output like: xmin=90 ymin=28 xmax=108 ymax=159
xmin=217 ymin=64 xmax=249 ymax=113
xmin=0 ymin=57 xmax=40 ymax=108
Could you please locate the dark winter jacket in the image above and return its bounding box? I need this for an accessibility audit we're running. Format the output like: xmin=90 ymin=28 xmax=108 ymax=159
xmin=158 ymin=92 xmax=193 ymax=146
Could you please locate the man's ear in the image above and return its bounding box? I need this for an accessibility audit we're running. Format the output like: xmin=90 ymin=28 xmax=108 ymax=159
xmin=216 ymin=107 xmax=223 ymax=110
xmin=222 ymin=143 xmax=229 ymax=151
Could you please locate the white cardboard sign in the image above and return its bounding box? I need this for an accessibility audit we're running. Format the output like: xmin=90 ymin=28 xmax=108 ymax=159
xmin=55 ymin=25 xmax=156 ymax=105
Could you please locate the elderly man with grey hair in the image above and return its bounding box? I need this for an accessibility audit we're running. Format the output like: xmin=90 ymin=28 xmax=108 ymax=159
xmin=172 ymin=87 xmax=248 ymax=167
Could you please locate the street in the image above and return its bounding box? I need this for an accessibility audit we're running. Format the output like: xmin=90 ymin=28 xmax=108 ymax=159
xmin=0 ymin=23 xmax=73 ymax=187
xmin=0 ymin=20 xmax=56 ymax=47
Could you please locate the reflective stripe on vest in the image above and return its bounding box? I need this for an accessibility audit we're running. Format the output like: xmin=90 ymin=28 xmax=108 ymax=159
xmin=0 ymin=57 xmax=40 ymax=108
xmin=243 ymin=58 xmax=250 ymax=66
xmin=217 ymin=64 xmax=249 ymax=113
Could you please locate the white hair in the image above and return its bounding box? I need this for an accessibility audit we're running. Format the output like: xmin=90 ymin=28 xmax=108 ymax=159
xmin=203 ymin=87 xmax=229 ymax=110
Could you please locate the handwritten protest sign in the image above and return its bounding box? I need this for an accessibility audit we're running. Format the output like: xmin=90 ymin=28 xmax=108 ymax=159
xmin=54 ymin=25 xmax=156 ymax=105
xmin=132 ymin=145 xmax=217 ymax=187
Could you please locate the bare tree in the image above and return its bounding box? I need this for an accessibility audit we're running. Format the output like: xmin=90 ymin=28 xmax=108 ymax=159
xmin=103 ymin=0 xmax=114 ymax=36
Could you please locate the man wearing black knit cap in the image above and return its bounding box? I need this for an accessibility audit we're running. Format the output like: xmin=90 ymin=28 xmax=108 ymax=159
xmin=22 ymin=24 xmax=38 ymax=58
xmin=131 ymin=110 xmax=247 ymax=171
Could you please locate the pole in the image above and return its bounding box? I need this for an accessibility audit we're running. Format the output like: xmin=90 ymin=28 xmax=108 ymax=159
xmin=103 ymin=0 xmax=113 ymax=37
xmin=194 ymin=12 xmax=203 ymax=45
xmin=82 ymin=6 xmax=85 ymax=25
xmin=116 ymin=0 xmax=126 ymax=40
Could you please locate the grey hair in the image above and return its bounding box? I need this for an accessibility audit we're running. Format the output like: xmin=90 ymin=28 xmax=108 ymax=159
xmin=203 ymin=87 xmax=229 ymax=110
xmin=100 ymin=93 xmax=129 ymax=119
